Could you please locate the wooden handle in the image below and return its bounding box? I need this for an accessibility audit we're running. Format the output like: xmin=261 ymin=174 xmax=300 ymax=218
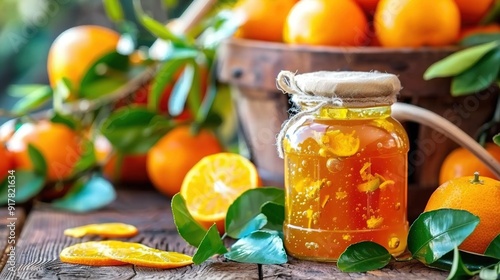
xmin=392 ymin=102 xmax=500 ymax=178
xmin=172 ymin=0 xmax=218 ymax=34
xmin=149 ymin=0 xmax=218 ymax=59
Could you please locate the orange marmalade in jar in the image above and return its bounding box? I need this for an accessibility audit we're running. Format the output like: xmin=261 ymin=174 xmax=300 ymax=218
xmin=276 ymin=71 xmax=409 ymax=261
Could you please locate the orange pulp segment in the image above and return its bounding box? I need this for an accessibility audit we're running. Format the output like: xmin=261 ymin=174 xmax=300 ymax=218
xmin=180 ymin=153 xmax=260 ymax=228
xmin=64 ymin=223 xmax=139 ymax=238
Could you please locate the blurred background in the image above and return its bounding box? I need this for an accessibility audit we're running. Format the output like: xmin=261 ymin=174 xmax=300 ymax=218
xmin=0 ymin=0 xmax=194 ymax=124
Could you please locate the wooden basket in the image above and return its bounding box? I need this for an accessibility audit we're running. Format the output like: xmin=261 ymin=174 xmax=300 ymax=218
xmin=217 ymin=38 xmax=499 ymax=219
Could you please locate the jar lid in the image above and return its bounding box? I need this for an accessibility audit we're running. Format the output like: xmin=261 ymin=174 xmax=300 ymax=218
xmin=276 ymin=71 xmax=401 ymax=107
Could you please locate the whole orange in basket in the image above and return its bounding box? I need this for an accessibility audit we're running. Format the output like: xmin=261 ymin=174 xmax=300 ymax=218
xmin=374 ymin=0 xmax=460 ymax=47
xmin=147 ymin=126 xmax=223 ymax=197
xmin=94 ymin=135 xmax=149 ymax=183
xmin=181 ymin=153 xmax=260 ymax=233
xmin=7 ymin=121 xmax=82 ymax=181
xmin=424 ymin=173 xmax=500 ymax=254
xmin=453 ymin=0 xmax=494 ymax=26
xmin=439 ymin=143 xmax=500 ymax=184
xmin=284 ymin=0 xmax=368 ymax=46
xmin=47 ymin=25 xmax=120 ymax=95
xmin=355 ymin=0 xmax=380 ymax=14
xmin=233 ymin=0 xmax=297 ymax=42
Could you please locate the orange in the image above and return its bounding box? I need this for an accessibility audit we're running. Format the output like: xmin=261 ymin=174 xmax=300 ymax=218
xmin=354 ymin=0 xmax=380 ymax=14
xmin=439 ymin=143 xmax=500 ymax=185
xmin=94 ymin=135 xmax=149 ymax=183
xmin=453 ymin=0 xmax=494 ymax=26
xmin=60 ymin=241 xmax=193 ymax=268
xmin=147 ymin=126 xmax=223 ymax=197
xmin=7 ymin=121 xmax=82 ymax=181
xmin=47 ymin=25 xmax=120 ymax=94
xmin=101 ymin=241 xmax=193 ymax=269
xmin=284 ymin=0 xmax=368 ymax=46
xmin=180 ymin=153 xmax=260 ymax=233
xmin=233 ymin=0 xmax=297 ymax=42
xmin=60 ymin=241 xmax=127 ymax=266
xmin=0 ymin=144 xmax=13 ymax=181
xmin=64 ymin=223 xmax=139 ymax=238
xmin=424 ymin=173 xmax=500 ymax=254
xmin=374 ymin=0 xmax=460 ymax=47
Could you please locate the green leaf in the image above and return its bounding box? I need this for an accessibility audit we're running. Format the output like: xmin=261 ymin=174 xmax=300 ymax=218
xmin=28 ymin=144 xmax=47 ymax=177
xmin=138 ymin=14 xmax=185 ymax=46
xmin=169 ymin=63 xmax=195 ymax=116
xmin=446 ymin=247 xmax=477 ymax=280
xmin=149 ymin=56 xmax=193 ymax=111
xmin=171 ymin=194 xmax=208 ymax=248
xmin=408 ymin=209 xmax=480 ymax=264
xmin=430 ymin=249 xmax=499 ymax=272
xmin=53 ymin=78 xmax=72 ymax=112
xmin=479 ymin=262 xmax=500 ymax=280
xmin=80 ymin=76 xmax=128 ymax=100
xmin=8 ymin=84 xmax=51 ymax=97
xmin=185 ymin=63 xmax=202 ymax=119
xmin=493 ymin=134 xmax=500 ymax=146
xmin=192 ymin=224 xmax=227 ymax=264
xmin=460 ymin=34 xmax=500 ymax=47
xmin=0 ymin=170 xmax=45 ymax=205
xmin=72 ymin=139 xmax=97 ymax=176
xmin=195 ymin=65 xmax=218 ymax=125
xmin=224 ymin=230 xmax=287 ymax=264
xmin=261 ymin=202 xmax=285 ymax=231
xmin=79 ymin=51 xmax=129 ymax=99
xmin=234 ymin=213 xmax=268 ymax=238
xmin=451 ymin=48 xmax=500 ymax=96
xmin=103 ymin=0 xmax=124 ymax=22
xmin=486 ymin=234 xmax=500 ymax=259
xmin=50 ymin=113 xmax=78 ymax=130
xmin=337 ymin=241 xmax=391 ymax=272
xmin=100 ymin=107 xmax=173 ymax=154
xmin=423 ymin=41 xmax=499 ymax=79
xmin=11 ymin=85 xmax=52 ymax=114
xmin=225 ymin=187 xmax=284 ymax=239
xmin=51 ymin=176 xmax=116 ymax=212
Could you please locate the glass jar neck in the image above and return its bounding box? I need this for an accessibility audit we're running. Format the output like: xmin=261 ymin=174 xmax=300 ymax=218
xmin=298 ymin=102 xmax=392 ymax=120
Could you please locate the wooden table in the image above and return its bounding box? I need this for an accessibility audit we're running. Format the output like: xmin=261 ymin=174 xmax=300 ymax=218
xmin=0 ymin=189 xmax=449 ymax=279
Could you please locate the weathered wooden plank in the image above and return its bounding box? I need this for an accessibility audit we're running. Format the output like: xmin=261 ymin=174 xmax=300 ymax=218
xmin=0 ymin=207 xmax=26 ymax=273
xmin=0 ymin=190 xmax=451 ymax=279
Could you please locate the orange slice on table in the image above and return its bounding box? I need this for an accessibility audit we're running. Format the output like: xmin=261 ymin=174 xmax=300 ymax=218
xmin=60 ymin=241 xmax=193 ymax=269
xmin=60 ymin=241 xmax=127 ymax=266
xmin=101 ymin=241 xmax=193 ymax=269
xmin=180 ymin=153 xmax=260 ymax=233
xmin=64 ymin=223 xmax=139 ymax=238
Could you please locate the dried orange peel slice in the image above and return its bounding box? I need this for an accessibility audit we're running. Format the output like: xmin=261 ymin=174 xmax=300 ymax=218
xmin=59 ymin=241 xmax=127 ymax=266
xmin=102 ymin=241 xmax=193 ymax=269
xmin=60 ymin=241 xmax=193 ymax=269
xmin=64 ymin=223 xmax=139 ymax=238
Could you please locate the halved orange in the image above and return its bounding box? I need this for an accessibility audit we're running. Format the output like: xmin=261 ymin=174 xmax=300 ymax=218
xmin=60 ymin=241 xmax=193 ymax=269
xmin=60 ymin=241 xmax=127 ymax=266
xmin=64 ymin=223 xmax=139 ymax=238
xmin=180 ymin=153 xmax=260 ymax=233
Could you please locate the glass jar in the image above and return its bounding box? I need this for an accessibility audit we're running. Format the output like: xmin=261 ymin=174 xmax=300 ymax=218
xmin=276 ymin=71 xmax=409 ymax=261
